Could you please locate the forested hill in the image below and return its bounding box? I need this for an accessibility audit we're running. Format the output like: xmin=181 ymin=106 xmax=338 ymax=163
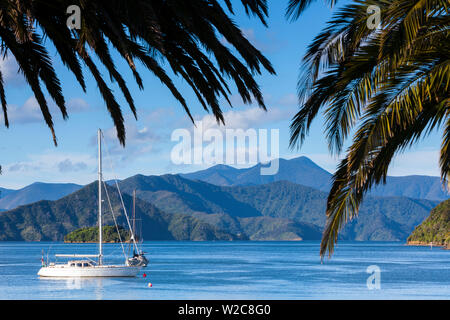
xmin=0 ymin=176 xmax=440 ymax=242
xmin=118 ymin=174 xmax=438 ymax=241
xmin=182 ymin=156 xmax=448 ymax=201
xmin=408 ymin=199 xmax=450 ymax=248
xmin=64 ymin=226 xmax=131 ymax=243
xmin=0 ymin=182 xmax=243 ymax=242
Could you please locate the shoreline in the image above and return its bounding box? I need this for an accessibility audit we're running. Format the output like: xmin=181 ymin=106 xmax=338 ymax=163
xmin=407 ymin=241 xmax=450 ymax=250
xmin=64 ymin=240 xmax=133 ymax=244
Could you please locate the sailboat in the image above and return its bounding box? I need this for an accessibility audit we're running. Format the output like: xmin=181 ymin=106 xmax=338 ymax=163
xmin=38 ymin=129 xmax=147 ymax=277
xmin=126 ymin=189 xmax=149 ymax=267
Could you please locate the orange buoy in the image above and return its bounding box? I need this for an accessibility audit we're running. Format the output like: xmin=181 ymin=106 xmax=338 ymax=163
xmin=143 ymin=273 xmax=147 ymax=278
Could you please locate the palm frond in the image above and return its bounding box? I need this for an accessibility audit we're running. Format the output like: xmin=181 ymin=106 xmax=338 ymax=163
xmin=0 ymin=0 xmax=274 ymax=144
xmin=290 ymin=0 xmax=450 ymax=258
xmin=286 ymin=0 xmax=337 ymax=21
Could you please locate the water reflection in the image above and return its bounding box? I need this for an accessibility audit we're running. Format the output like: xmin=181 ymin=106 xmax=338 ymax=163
xmin=39 ymin=277 xmax=105 ymax=299
xmin=5 ymin=242 xmax=449 ymax=299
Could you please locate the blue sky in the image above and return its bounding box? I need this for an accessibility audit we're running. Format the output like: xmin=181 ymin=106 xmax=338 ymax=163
xmin=0 ymin=1 xmax=443 ymax=189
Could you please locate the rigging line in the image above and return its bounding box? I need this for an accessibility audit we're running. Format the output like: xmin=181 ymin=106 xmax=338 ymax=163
xmin=102 ymin=242 xmax=123 ymax=258
xmin=46 ymin=243 xmax=53 ymax=264
xmin=102 ymin=180 xmax=127 ymax=260
xmin=100 ymin=131 xmax=140 ymax=253
xmin=102 ymin=180 xmax=127 ymax=261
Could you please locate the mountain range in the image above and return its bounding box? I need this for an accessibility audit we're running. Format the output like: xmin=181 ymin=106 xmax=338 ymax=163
xmin=0 ymin=187 xmax=14 ymax=198
xmin=182 ymin=157 xmax=449 ymax=201
xmin=0 ymin=182 xmax=242 ymax=241
xmin=0 ymin=182 xmax=83 ymax=210
xmin=117 ymin=174 xmax=438 ymax=241
xmin=0 ymin=156 xmax=446 ymax=242
xmin=181 ymin=157 xmax=332 ymax=190
xmin=1 ymin=157 xmax=447 ymax=212
xmin=0 ymin=175 xmax=437 ymax=242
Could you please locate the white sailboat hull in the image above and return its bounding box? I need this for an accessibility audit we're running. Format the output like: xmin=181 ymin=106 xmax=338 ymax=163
xmin=37 ymin=130 xmax=148 ymax=278
xmin=38 ymin=265 xmax=140 ymax=277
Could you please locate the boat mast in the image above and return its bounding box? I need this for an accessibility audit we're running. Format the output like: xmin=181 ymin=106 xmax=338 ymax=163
xmin=133 ymin=189 xmax=136 ymax=244
xmin=98 ymin=129 xmax=103 ymax=265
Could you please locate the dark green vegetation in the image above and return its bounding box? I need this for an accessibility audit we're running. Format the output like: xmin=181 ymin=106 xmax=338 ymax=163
xmin=1 ymin=157 xmax=446 ymax=213
xmin=118 ymin=174 xmax=438 ymax=241
xmin=408 ymin=200 xmax=450 ymax=248
xmin=0 ymin=174 xmax=438 ymax=242
xmin=64 ymin=225 xmax=131 ymax=243
xmin=182 ymin=157 xmax=448 ymax=201
xmin=287 ymin=0 xmax=449 ymax=257
xmin=0 ymin=1 xmax=273 ymax=144
xmin=0 ymin=182 xmax=82 ymax=210
xmin=0 ymin=182 xmax=242 ymax=241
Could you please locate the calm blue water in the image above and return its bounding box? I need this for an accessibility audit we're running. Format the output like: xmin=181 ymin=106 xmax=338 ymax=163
xmin=0 ymin=241 xmax=449 ymax=300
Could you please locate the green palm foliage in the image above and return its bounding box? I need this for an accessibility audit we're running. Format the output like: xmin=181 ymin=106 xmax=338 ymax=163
xmin=0 ymin=0 xmax=274 ymax=144
xmin=286 ymin=0 xmax=337 ymax=21
xmin=289 ymin=0 xmax=450 ymax=258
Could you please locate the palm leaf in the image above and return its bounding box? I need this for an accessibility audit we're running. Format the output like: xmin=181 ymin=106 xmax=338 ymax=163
xmin=0 ymin=0 xmax=274 ymax=144
xmin=290 ymin=0 xmax=450 ymax=258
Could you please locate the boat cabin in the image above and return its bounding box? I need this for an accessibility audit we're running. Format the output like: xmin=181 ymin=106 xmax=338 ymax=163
xmin=67 ymin=260 xmax=95 ymax=268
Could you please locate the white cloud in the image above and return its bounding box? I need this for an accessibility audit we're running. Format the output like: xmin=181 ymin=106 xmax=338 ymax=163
xmin=0 ymin=96 xmax=90 ymax=125
xmin=242 ymin=28 xmax=256 ymax=43
xmin=57 ymin=159 xmax=88 ymax=173
xmin=196 ymin=104 xmax=293 ymax=132
xmin=67 ymin=98 xmax=90 ymax=113
xmin=5 ymin=152 xmax=94 ymax=173
xmin=2 ymin=152 xmax=96 ymax=188
xmin=5 ymin=97 xmax=43 ymax=124
xmin=98 ymin=122 xmax=162 ymax=163
xmin=0 ymin=55 xmax=25 ymax=86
